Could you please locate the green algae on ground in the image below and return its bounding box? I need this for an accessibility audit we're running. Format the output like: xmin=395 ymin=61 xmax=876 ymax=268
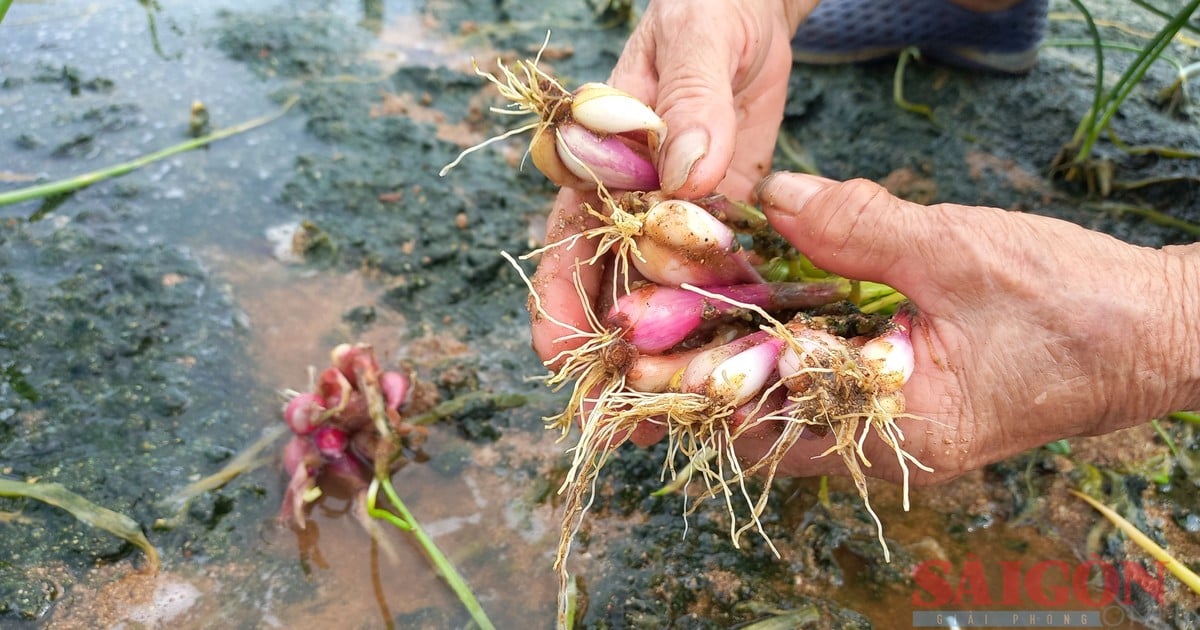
xmin=0 ymin=217 xmax=268 ymax=620
xmin=221 ymin=12 xmax=553 ymax=332
xmin=557 ymin=441 xmax=877 ymax=628
xmin=216 ymin=9 xmax=372 ymax=79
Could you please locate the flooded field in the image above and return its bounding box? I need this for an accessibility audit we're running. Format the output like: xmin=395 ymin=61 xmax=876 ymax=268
xmin=1 ymin=0 xmax=1198 ymax=628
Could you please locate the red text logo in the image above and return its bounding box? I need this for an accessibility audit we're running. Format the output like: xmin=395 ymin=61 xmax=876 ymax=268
xmin=912 ymin=555 xmax=1166 ymax=608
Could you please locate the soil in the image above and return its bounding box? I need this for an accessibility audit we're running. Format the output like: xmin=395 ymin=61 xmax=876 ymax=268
xmin=0 ymin=0 xmax=1198 ymax=628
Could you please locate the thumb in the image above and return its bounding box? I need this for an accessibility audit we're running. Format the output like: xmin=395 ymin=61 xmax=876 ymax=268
xmin=755 ymin=173 xmax=939 ymax=292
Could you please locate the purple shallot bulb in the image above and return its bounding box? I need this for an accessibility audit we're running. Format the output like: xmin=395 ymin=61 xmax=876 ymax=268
xmin=284 ymin=392 xmax=327 ymax=436
xmin=606 ymin=282 xmax=849 ymax=355
xmin=554 ymin=122 xmax=660 ymax=191
xmin=331 ymin=342 xmax=379 ymax=390
xmin=313 ymin=425 xmax=349 ymax=460
xmin=380 ymin=370 xmax=410 ymax=410
xmin=281 ymin=436 xmax=322 ymax=527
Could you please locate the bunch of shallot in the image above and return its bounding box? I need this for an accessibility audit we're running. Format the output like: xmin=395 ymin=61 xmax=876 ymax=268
xmin=440 ymin=44 xmax=664 ymax=194
xmin=447 ymin=46 xmax=925 ymax=628
xmin=279 ymin=343 xmax=426 ymax=528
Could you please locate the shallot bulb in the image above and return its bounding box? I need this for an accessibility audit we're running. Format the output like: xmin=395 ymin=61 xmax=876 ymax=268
xmin=528 ymin=82 xmax=666 ymax=191
xmin=632 ymin=199 xmax=762 ymax=287
xmin=380 ymin=370 xmax=411 ymax=410
xmin=623 ymin=348 xmax=704 ymax=393
xmin=679 ymin=331 xmax=780 ymax=407
xmin=442 ymin=68 xmax=667 ymax=192
xmin=776 ymin=327 xmax=845 ymax=393
xmin=331 ymin=342 xmax=379 ymax=389
xmin=606 ymin=282 xmax=850 ymax=354
xmin=284 ymin=392 xmax=328 ymax=436
xmin=313 ymin=425 xmax=349 ymax=459
xmin=858 ymin=314 xmax=915 ymax=394
xmin=531 ymin=121 xmax=660 ymax=191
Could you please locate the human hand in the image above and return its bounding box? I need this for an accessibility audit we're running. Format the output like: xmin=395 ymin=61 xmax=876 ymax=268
xmin=611 ymin=0 xmax=813 ymax=199
xmin=530 ymin=0 xmax=815 ymax=363
xmin=735 ymin=173 xmax=1200 ymax=484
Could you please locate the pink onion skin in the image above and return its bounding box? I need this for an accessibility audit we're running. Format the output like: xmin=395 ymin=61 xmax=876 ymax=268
xmin=317 ymin=367 xmax=352 ymax=409
xmin=283 ymin=435 xmax=321 ymax=477
xmin=313 ymin=425 xmax=349 ymax=459
xmin=624 ymin=348 xmax=705 ymax=393
xmin=678 ymin=330 xmax=773 ymax=396
xmin=331 ymin=343 xmax=380 ymax=390
xmin=632 ymin=199 xmax=761 ymax=287
xmin=633 ymin=237 xmax=762 ymax=287
xmin=281 ymin=436 xmax=321 ymax=527
xmin=858 ymin=311 xmax=915 ymax=394
xmin=606 ymin=282 xmax=850 ymax=355
xmin=380 ymin=370 xmax=410 ymax=410
xmin=679 ymin=332 xmax=781 ymax=407
xmin=704 ymin=336 xmax=786 ymax=407
xmin=284 ymin=392 xmax=328 ymax=436
xmin=555 ymin=122 xmax=660 ymax=191
xmin=315 ymin=367 xmax=371 ymax=431
xmin=606 ymin=285 xmax=709 ymax=354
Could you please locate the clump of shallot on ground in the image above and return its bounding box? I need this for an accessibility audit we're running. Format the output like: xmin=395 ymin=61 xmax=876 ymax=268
xmin=279 ymin=343 xmax=430 ymax=531
xmin=447 ymin=42 xmax=929 ymax=628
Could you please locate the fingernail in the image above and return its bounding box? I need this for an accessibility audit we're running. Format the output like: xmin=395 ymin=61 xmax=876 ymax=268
xmin=660 ymin=128 xmax=707 ymax=194
xmin=754 ymin=172 xmax=830 ymax=211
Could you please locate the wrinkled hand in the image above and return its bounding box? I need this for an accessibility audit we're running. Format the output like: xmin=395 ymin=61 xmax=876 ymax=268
xmin=531 ymin=0 xmax=813 ymax=360
xmin=735 ymin=173 xmax=1200 ymax=484
xmin=612 ymin=0 xmax=811 ymax=199
xmin=527 ymin=0 xmax=1200 ymax=487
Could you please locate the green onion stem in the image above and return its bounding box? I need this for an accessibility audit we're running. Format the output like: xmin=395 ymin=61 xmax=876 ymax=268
xmin=366 ymin=477 xmax=495 ymax=630
xmin=1071 ymin=489 xmax=1200 ymax=595
xmin=892 ymin=47 xmax=934 ymax=120
xmin=859 ymin=290 xmax=907 ymax=315
xmin=1041 ymin=38 xmax=1183 ymax=74
xmin=0 ymin=0 xmax=13 ymax=25
xmin=1131 ymin=0 xmax=1200 ymax=37
xmin=0 ymin=95 xmax=299 ymax=209
xmin=1073 ymin=0 xmax=1200 ymax=164
xmin=1169 ymin=410 xmax=1200 ymax=424
xmin=1064 ymin=0 xmax=1104 ymax=149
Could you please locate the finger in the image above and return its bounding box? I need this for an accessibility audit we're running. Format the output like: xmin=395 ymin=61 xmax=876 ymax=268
xmin=643 ymin=2 xmax=740 ymax=197
xmin=607 ymin=19 xmax=660 ymax=106
xmin=755 ymin=173 xmax=951 ymax=300
xmin=529 ymin=189 xmax=607 ymax=365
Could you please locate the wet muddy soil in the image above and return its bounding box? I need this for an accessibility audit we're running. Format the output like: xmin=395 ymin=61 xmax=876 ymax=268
xmin=1 ymin=0 xmax=1198 ymax=628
